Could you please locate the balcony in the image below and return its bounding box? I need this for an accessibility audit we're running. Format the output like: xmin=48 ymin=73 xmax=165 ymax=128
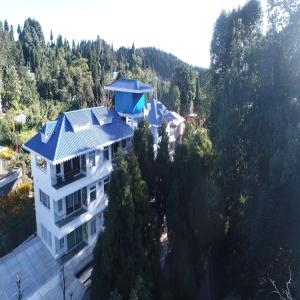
xmin=53 ymin=169 xmax=86 ymax=189
xmin=55 ymin=207 xmax=87 ymax=228
xmin=52 ymin=155 xmax=86 ymax=189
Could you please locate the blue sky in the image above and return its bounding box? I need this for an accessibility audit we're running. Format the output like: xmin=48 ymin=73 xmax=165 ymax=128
xmin=1 ymin=0 xmax=266 ymax=67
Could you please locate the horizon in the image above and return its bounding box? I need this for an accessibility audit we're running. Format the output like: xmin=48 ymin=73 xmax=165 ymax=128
xmin=0 ymin=0 xmax=267 ymax=68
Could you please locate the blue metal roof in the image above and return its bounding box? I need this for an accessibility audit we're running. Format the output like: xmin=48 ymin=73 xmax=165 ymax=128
xmin=105 ymin=78 xmax=154 ymax=94
xmin=147 ymin=98 xmax=163 ymax=126
xmin=23 ymin=107 xmax=133 ymax=162
xmin=147 ymin=99 xmax=181 ymax=126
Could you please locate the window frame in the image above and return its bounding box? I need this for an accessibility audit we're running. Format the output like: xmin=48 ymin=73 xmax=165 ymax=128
xmin=36 ymin=155 xmax=47 ymax=173
xmin=39 ymin=189 xmax=50 ymax=209
xmin=90 ymin=218 xmax=96 ymax=236
xmin=104 ymin=176 xmax=110 ymax=194
xmin=90 ymin=185 xmax=97 ymax=202
xmin=103 ymin=146 xmax=109 ymax=161
xmin=58 ymin=199 xmax=63 ymax=212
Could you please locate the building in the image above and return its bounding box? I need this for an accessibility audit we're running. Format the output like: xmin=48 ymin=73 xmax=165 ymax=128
xmin=23 ymin=78 xmax=184 ymax=266
xmin=145 ymin=98 xmax=185 ymax=152
xmin=23 ymin=107 xmax=133 ymax=261
xmin=104 ymin=78 xmax=185 ymax=152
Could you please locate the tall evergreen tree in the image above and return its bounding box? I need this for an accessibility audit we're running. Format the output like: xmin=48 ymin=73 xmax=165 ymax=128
xmin=155 ymin=123 xmax=171 ymax=229
xmin=91 ymin=153 xmax=155 ymax=300
xmin=133 ymin=120 xmax=155 ymax=196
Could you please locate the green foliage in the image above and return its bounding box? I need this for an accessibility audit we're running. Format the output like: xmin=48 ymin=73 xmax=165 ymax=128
xmin=133 ymin=120 xmax=155 ymax=196
xmin=0 ymin=181 xmax=35 ymax=256
xmin=91 ymin=153 xmax=154 ymax=300
xmin=166 ymin=127 xmax=221 ymax=299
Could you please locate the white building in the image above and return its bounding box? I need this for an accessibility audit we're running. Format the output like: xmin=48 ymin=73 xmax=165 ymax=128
xmin=23 ymin=78 xmax=184 ymax=266
xmin=23 ymin=106 xmax=133 ymax=261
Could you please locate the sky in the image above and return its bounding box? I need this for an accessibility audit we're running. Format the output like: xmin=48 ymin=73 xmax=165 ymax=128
xmin=1 ymin=0 xmax=265 ymax=68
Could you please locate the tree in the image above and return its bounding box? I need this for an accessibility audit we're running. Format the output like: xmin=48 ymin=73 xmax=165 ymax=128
xmin=60 ymin=266 xmax=66 ymax=300
xmin=0 ymin=181 xmax=34 ymax=256
xmin=91 ymin=154 xmax=153 ymax=300
xmin=172 ymin=65 xmax=196 ymax=116
xmin=155 ymin=123 xmax=171 ymax=229
xmin=166 ymin=127 xmax=221 ymax=300
xmin=133 ymin=120 xmax=155 ymax=196
xmin=16 ymin=272 xmax=23 ymax=300
xmin=3 ymin=66 xmax=22 ymax=109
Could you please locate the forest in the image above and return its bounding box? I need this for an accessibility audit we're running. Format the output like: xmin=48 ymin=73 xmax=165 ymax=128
xmin=1 ymin=0 xmax=300 ymax=299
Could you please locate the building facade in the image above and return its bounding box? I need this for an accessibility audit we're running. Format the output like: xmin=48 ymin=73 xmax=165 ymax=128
xmin=23 ymin=78 xmax=184 ymax=262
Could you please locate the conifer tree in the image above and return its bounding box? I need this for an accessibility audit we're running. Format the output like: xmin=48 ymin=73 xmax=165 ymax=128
xmin=91 ymin=153 xmax=154 ymax=300
xmin=133 ymin=120 xmax=155 ymax=196
xmin=155 ymin=123 xmax=171 ymax=229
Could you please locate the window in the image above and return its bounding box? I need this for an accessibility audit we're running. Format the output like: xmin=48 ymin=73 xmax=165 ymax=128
xmin=103 ymin=146 xmax=109 ymax=161
xmin=104 ymin=177 xmax=110 ymax=193
xmin=66 ymin=189 xmax=82 ymax=215
xmin=90 ymin=219 xmax=96 ymax=236
xmin=88 ymin=151 xmax=96 ymax=168
xmin=36 ymin=155 xmax=47 ymax=173
xmin=82 ymin=187 xmax=87 ymax=206
xmin=67 ymin=226 xmax=83 ymax=250
xmin=90 ymin=185 xmax=96 ymax=202
xmin=41 ymin=224 xmax=52 ymax=248
xmin=40 ymin=189 xmax=50 ymax=209
xmin=59 ymin=238 xmax=64 ymax=250
xmin=121 ymin=139 xmax=127 ymax=149
xmin=58 ymin=199 xmax=63 ymax=212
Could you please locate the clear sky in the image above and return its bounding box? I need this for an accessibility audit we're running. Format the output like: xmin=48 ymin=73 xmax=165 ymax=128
xmin=1 ymin=0 xmax=264 ymax=68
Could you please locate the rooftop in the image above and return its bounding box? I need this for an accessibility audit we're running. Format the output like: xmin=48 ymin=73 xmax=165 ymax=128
xmin=104 ymin=78 xmax=154 ymax=94
xmin=23 ymin=106 xmax=133 ymax=163
xmin=147 ymin=99 xmax=185 ymax=127
xmin=0 ymin=236 xmax=87 ymax=300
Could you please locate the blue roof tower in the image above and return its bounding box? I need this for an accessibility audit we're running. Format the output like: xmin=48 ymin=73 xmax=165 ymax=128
xmin=105 ymin=78 xmax=154 ymax=115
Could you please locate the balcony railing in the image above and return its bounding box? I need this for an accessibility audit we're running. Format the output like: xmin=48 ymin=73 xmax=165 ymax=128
xmin=55 ymin=207 xmax=87 ymax=228
xmin=53 ymin=169 xmax=86 ymax=189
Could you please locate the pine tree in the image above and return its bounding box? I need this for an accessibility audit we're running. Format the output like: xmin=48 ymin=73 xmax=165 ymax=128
xmin=91 ymin=153 xmax=154 ymax=299
xmin=133 ymin=120 xmax=155 ymax=196
xmin=155 ymin=123 xmax=171 ymax=229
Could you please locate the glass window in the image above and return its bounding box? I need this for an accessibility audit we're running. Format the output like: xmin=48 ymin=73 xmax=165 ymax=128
xmin=90 ymin=185 xmax=96 ymax=202
xmin=40 ymin=189 xmax=50 ymax=209
xmin=88 ymin=151 xmax=96 ymax=167
xmin=36 ymin=155 xmax=47 ymax=173
xmin=58 ymin=199 xmax=63 ymax=211
xmin=67 ymin=231 xmax=75 ymax=250
xmin=103 ymin=146 xmax=109 ymax=161
xmin=59 ymin=238 xmax=64 ymax=249
xmin=121 ymin=139 xmax=126 ymax=149
xmin=82 ymin=187 xmax=87 ymax=206
xmin=104 ymin=177 xmax=110 ymax=193
xmin=74 ymin=190 xmax=81 ymax=210
xmin=90 ymin=219 xmax=96 ymax=236
xmin=75 ymin=226 xmax=83 ymax=243
xmin=66 ymin=194 xmax=74 ymax=215
xmin=67 ymin=226 xmax=83 ymax=251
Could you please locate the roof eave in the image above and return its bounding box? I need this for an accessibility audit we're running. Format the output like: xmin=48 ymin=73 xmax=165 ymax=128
xmin=52 ymin=132 xmax=133 ymax=164
xmin=104 ymin=86 xmax=154 ymax=93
